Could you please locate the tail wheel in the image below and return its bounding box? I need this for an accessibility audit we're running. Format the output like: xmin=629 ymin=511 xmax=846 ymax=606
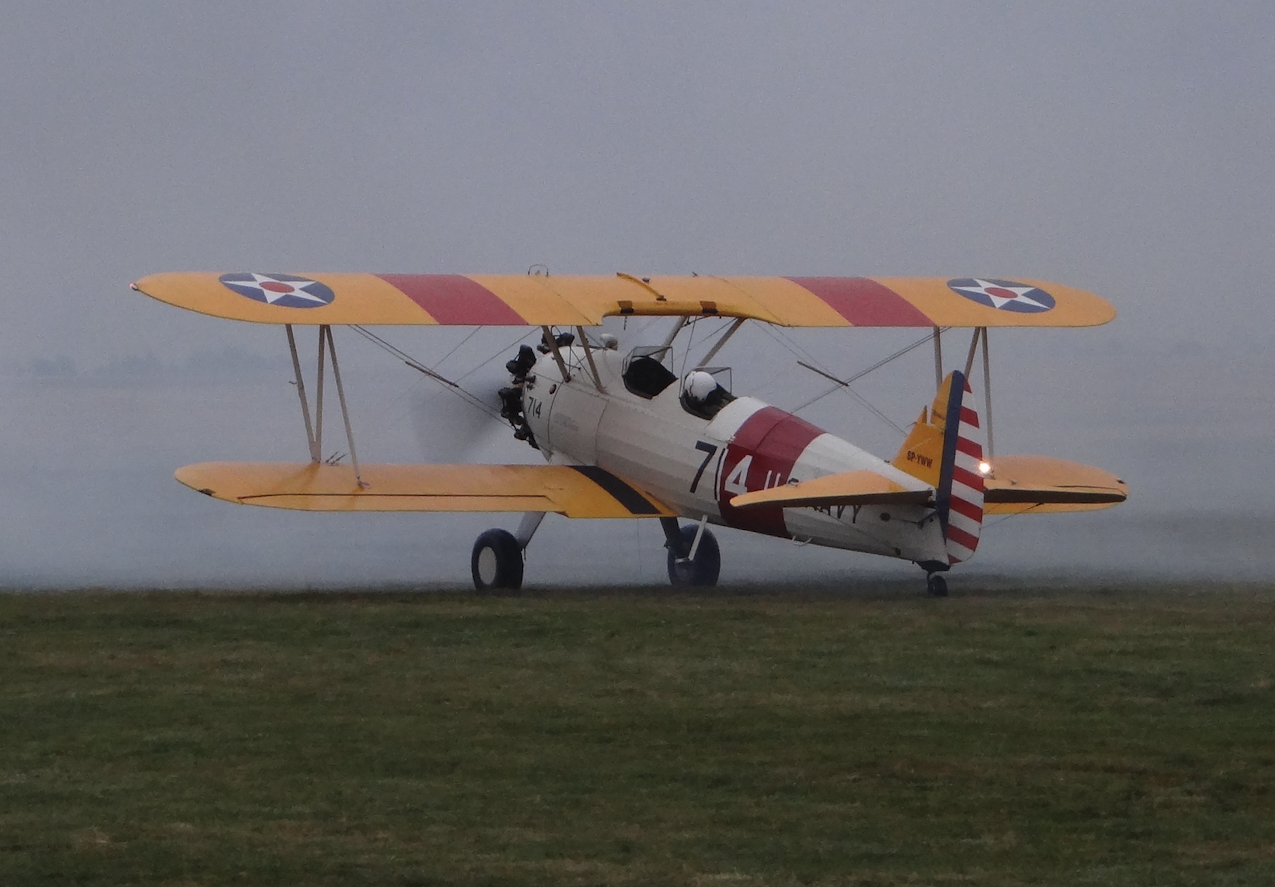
xmin=926 ymin=573 xmax=948 ymax=597
xmin=667 ymin=525 xmax=721 ymax=587
xmin=472 ymin=529 xmax=524 ymax=592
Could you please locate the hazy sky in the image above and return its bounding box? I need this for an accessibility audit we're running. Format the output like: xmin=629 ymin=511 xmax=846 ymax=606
xmin=1 ymin=2 xmax=1271 ymax=587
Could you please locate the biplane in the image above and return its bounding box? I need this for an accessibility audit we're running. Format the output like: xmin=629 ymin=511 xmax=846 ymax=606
xmin=131 ymin=271 xmax=1127 ymax=595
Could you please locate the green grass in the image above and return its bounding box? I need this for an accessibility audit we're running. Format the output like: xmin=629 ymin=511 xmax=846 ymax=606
xmin=1 ymin=582 xmax=1273 ymax=885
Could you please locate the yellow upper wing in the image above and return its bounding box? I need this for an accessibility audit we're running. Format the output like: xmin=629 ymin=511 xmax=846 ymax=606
xmin=176 ymin=462 xmax=676 ymax=518
xmin=132 ymin=272 xmax=1115 ymax=328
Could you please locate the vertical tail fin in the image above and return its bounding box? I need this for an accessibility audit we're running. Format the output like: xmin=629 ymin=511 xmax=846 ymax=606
xmin=892 ymin=371 xmax=985 ymax=564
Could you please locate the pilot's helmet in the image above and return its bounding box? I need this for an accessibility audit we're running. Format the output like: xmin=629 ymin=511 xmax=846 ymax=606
xmin=685 ymin=370 xmax=717 ymax=402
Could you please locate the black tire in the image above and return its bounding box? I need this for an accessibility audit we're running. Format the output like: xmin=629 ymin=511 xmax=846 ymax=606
xmin=666 ymin=525 xmax=721 ymax=587
xmin=471 ymin=529 xmax=524 ymax=592
xmin=926 ymin=574 xmax=948 ymax=597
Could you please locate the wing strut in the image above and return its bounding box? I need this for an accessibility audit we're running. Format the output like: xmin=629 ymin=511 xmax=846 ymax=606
xmin=958 ymin=327 xmax=995 ymax=460
xmin=932 ymin=327 xmax=943 ymax=391
xmin=576 ymin=326 xmax=606 ymax=393
xmin=981 ymin=327 xmax=995 ymax=459
xmin=286 ymin=324 xmax=319 ymax=462
xmin=695 ymin=317 xmax=747 ymax=369
xmin=963 ymin=328 xmax=981 ymax=378
xmin=323 ymin=325 xmax=365 ymax=487
xmin=659 ymin=317 xmax=686 ymax=353
xmin=314 ymin=326 xmax=326 ymax=458
xmin=540 ymin=326 xmax=571 ymax=382
xmin=283 ymin=324 xmax=366 ymax=486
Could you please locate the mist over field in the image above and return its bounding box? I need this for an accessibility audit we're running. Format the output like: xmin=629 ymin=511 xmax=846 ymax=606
xmin=1 ymin=2 xmax=1272 ymax=590
xmin=2 ymin=330 xmax=1269 ymax=589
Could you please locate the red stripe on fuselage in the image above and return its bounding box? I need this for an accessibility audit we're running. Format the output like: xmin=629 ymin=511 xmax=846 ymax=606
xmin=378 ymin=274 xmax=526 ymax=325
xmin=718 ymin=406 xmax=825 ymax=538
xmin=785 ymin=277 xmax=933 ymax=326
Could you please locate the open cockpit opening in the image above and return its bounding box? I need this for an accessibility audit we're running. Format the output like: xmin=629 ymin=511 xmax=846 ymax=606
xmin=622 ymin=346 xmax=678 ymax=399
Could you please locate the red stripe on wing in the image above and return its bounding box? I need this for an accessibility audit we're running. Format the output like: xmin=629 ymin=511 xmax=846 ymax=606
xmin=378 ymin=274 xmax=526 ymax=325
xmin=785 ymin=277 xmax=933 ymax=326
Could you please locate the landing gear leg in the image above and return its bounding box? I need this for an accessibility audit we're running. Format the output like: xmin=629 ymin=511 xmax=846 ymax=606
xmin=661 ymin=517 xmax=721 ymax=587
xmin=660 ymin=517 xmax=690 ymax=559
xmin=515 ymin=511 xmax=545 ymax=549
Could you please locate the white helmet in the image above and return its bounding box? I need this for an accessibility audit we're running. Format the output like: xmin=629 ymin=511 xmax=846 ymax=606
xmin=685 ymin=370 xmax=717 ymax=402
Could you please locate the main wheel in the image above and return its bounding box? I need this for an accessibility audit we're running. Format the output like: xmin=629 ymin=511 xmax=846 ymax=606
xmin=471 ymin=529 xmax=524 ymax=592
xmin=926 ymin=573 xmax=948 ymax=597
xmin=666 ymin=525 xmax=721 ymax=587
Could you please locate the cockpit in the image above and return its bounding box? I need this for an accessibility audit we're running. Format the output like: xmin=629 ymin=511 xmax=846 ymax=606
xmin=621 ymin=346 xmax=678 ymax=399
xmin=679 ymin=368 xmax=736 ymax=419
xmin=620 ymin=347 xmax=735 ymax=419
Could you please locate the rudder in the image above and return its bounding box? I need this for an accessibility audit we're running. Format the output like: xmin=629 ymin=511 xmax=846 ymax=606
xmin=892 ymin=371 xmax=985 ymax=564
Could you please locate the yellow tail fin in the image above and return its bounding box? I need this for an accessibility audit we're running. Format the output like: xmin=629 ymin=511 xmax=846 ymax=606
xmin=891 ymin=376 xmax=954 ymax=487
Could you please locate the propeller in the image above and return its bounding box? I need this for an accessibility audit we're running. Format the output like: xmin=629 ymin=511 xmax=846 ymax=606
xmin=349 ymin=325 xmax=541 ymax=462
xmin=408 ymin=360 xmax=515 ymax=462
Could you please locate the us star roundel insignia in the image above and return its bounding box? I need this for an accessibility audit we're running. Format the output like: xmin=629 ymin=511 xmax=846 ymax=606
xmin=946 ymin=278 xmax=1056 ymax=313
xmin=219 ymin=273 xmax=336 ymax=309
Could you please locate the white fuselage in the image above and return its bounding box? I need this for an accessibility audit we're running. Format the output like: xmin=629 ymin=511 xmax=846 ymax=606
xmin=520 ymin=345 xmax=947 ymax=565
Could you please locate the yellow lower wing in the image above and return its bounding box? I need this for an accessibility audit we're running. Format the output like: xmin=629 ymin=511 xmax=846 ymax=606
xmin=728 ymin=470 xmax=932 ymax=510
xmin=983 ymin=455 xmax=1128 ymax=514
xmin=176 ymin=462 xmax=675 ymax=518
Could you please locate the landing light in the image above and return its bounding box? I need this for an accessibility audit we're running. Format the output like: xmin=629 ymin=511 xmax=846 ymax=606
xmin=978 ymin=461 xmax=992 ymax=475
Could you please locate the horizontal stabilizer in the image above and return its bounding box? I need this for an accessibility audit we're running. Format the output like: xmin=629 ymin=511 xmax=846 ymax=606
xmin=175 ymin=462 xmax=675 ymax=518
xmin=728 ymin=469 xmax=932 ymax=511
xmin=983 ymin=455 xmax=1128 ymax=514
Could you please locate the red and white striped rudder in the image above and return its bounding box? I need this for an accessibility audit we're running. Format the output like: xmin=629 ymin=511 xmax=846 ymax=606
xmin=936 ymin=372 xmax=985 ymax=564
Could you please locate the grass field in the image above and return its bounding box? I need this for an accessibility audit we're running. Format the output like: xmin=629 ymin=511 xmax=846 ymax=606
xmin=1 ymin=581 xmax=1273 ymax=885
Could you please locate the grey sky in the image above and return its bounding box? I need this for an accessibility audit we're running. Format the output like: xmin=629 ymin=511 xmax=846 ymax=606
xmin=1 ymin=2 xmax=1271 ymax=587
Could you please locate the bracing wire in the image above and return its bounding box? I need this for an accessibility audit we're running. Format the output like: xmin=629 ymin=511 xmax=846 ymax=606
xmin=746 ymin=325 xmax=938 ymax=438
xmin=433 ymin=326 xmax=483 ymax=371
xmin=698 ymin=317 xmax=738 ymax=364
xmin=980 ymin=504 xmax=1043 ymax=530
xmin=349 ymin=325 xmax=506 ymax=421
xmin=748 ymin=325 xmax=819 ymax=398
xmin=454 ymin=328 xmax=539 ymax=386
xmin=795 ymin=361 xmax=910 ymax=436
xmin=764 ymin=324 xmax=833 ymax=371
xmin=789 ymin=331 xmax=937 ymax=414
